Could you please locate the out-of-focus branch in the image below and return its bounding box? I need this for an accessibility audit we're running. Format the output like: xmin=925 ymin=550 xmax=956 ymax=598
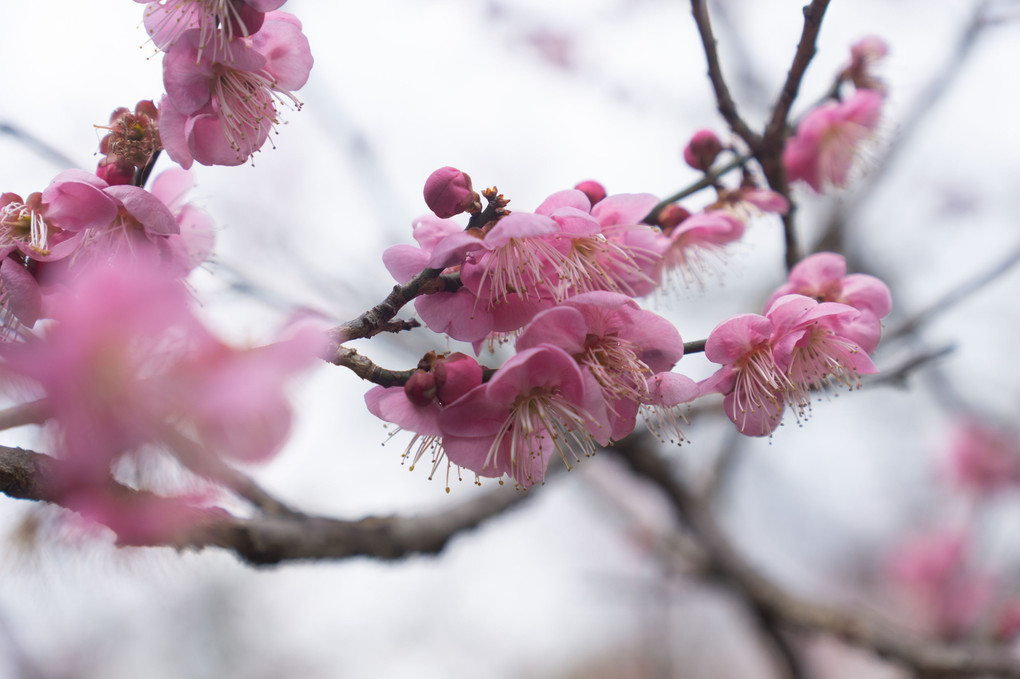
xmin=0 ymin=399 xmax=48 ymax=431
xmin=612 ymin=435 xmax=1020 ymax=678
xmin=327 ymin=269 xmax=461 ymax=347
xmin=866 ymin=344 xmax=956 ymax=390
xmin=689 ymin=0 xmax=762 ymax=151
xmin=0 ymin=120 xmax=79 ymax=169
xmin=885 ymin=240 xmax=1020 ymax=342
xmin=0 ymin=445 xmax=533 ymax=566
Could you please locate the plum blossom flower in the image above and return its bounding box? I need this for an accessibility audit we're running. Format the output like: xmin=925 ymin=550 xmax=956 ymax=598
xmin=888 ymin=530 xmax=994 ymax=640
xmin=137 ymin=0 xmax=288 ymax=55
xmin=516 ymin=291 xmax=684 ymax=440
xmin=365 ymin=352 xmax=484 ymax=487
xmin=765 ymin=294 xmax=879 ymax=409
xmin=439 ymin=345 xmax=609 ymax=487
xmin=842 ymin=36 xmax=889 ymax=93
xmin=654 ymin=210 xmax=746 ymax=287
xmin=159 ymin=12 xmax=312 ymax=168
xmin=783 ymin=89 xmax=883 ymax=192
xmin=945 ymin=418 xmax=1020 ymax=494
xmin=701 ymin=313 xmax=791 ymax=436
xmin=0 ymin=257 xmax=320 ymax=533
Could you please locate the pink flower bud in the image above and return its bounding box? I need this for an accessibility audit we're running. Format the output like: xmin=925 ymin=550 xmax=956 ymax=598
xmin=403 ymin=371 xmax=438 ymax=407
xmin=656 ymin=204 xmax=690 ymax=233
xmin=683 ymin=129 xmax=723 ymax=171
xmin=423 ymin=167 xmax=479 ymax=218
xmin=573 ymin=180 xmax=606 ymax=206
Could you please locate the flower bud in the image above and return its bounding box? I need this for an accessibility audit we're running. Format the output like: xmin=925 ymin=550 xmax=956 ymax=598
xmin=423 ymin=167 xmax=480 ymax=218
xmin=574 ymin=180 xmax=606 ymax=206
xmin=683 ymin=129 xmax=723 ymax=171
xmin=656 ymin=203 xmax=690 ymax=234
xmin=403 ymin=371 xmax=438 ymax=407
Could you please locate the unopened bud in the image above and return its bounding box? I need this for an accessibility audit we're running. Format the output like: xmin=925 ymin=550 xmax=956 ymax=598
xmin=574 ymin=180 xmax=606 ymax=206
xmin=683 ymin=129 xmax=723 ymax=172
xmin=403 ymin=371 xmax=438 ymax=407
xmin=656 ymin=204 xmax=690 ymax=234
xmin=424 ymin=166 xmax=480 ymax=218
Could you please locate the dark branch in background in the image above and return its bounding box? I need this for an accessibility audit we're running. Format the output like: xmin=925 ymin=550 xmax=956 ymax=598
xmin=885 ymin=240 xmax=1020 ymax=342
xmin=0 ymin=121 xmax=79 ymax=170
xmin=690 ymin=0 xmax=831 ymax=272
xmin=689 ymin=0 xmax=762 ymax=151
xmin=0 ymin=445 xmax=535 ymax=566
xmin=611 ymin=435 xmax=1020 ymax=678
xmin=866 ymin=344 xmax=956 ymax=390
xmin=757 ymin=0 xmax=831 ymax=272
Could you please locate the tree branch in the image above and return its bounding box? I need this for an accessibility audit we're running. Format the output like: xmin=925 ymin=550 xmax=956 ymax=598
xmin=0 ymin=445 xmax=534 ymax=566
xmin=689 ymin=0 xmax=762 ymax=151
xmin=611 ymin=435 xmax=1020 ymax=678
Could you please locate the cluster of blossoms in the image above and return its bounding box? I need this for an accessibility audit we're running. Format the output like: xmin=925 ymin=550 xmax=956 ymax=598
xmin=883 ymin=420 xmax=1020 ymax=640
xmin=0 ymin=0 xmax=317 ymax=537
xmin=138 ymin=0 xmax=313 ymax=168
xmin=701 ymin=251 xmax=891 ymax=436
xmin=362 ymin=37 xmax=893 ymax=488
xmin=783 ymin=37 xmax=888 ymax=192
xmin=365 ymin=144 xmax=889 ymax=487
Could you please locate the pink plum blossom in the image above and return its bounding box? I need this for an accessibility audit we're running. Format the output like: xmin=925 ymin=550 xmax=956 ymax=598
xmin=783 ymin=89 xmax=883 ymax=192
xmin=0 ymin=257 xmax=320 ymax=534
xmin=138 ymin=0 xmax=288 ymax=55
xmin=439 ymin=345 xmax=609 ymax=487
xmin=365 ymin=353 xmax=484 ymax=485
xmin=768 ymin=252 xmax=891 ymax=318
xmin=159 ymin=12 xmax=312 ymax=168
xmin=765 ymin=294 xmax=879 ymax=409
xmin=516 ymin=291 xmax=684 ymax=440
xmin=701 ymin=313 xmax=791 ymax=436
xmin=843 ymin=35 xmax=889 ymax=93
xmin=655 ymin=210 xmax=746 ymax=287
xmin=149 ymin=168 xmax=216 ymax=274
xmin=944 ymin=418 xmax=1020 ymax=494
xmin=888 ymin=530 xmax=994 ymax=640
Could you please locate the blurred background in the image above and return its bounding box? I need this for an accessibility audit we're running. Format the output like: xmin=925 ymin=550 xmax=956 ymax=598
xmin=1 ymin=0 xmax=1019 ymax=676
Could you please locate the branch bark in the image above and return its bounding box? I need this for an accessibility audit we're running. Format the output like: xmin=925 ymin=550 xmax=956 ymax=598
xmin=0 ymin=445 xmax=534 ymax=566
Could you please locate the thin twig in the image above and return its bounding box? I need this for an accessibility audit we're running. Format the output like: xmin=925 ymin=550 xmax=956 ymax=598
xmin=0 ymin=445 xmax=534 ymax=566
xmin=886 ymin=241 xmax=1020 ymax=342
xmin=0 ymin=121 xmax=79 ymax=170
xmin=0 ymin=399 xmax=48 ymax=431
xmin=689 ymin=0 xmax=762 ymax=151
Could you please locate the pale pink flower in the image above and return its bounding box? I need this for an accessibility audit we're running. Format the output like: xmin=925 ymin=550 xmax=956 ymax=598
xmin=138 ymin=0 xmax=288 ymax=55
xmin=888 ymin=530 xmax=994 ymax=640
xmin=767 ymin=252 xmax=891 ymax=352
xmin=159 ymin=12 xmax=312 ymax=168
xmin=655 ymin=210 xmax=745 ymax=287
xmin=783 ymin=89 xmax=883 ymax=192
xmin=843 ymin=36 xmax=889 ymax=93
xmin=149 ymin=168 xmax=216 ymax=274
xmin=701 ymin=313 xmax=791 ymax=436
xmin=439 ymin=345 xmax=609 ymax=487
xmin=1 ymin=257 xmax=319 ymax=531
xmin=765 ymin=294 xmax=879 ymax=409
xmin=945 ymin=418 xmax=1020 ymax=494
